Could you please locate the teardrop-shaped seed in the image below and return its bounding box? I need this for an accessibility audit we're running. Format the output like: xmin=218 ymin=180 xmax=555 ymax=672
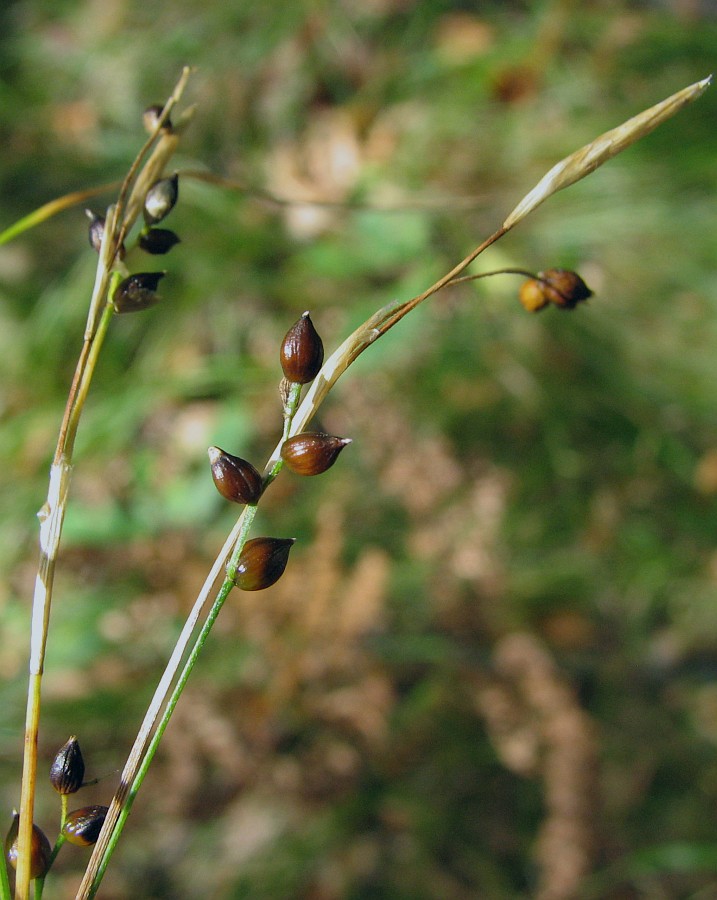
xmin=233 ymin=537 xmax=295 ymax=591
xmin=139 ymin=228 xmax=181 ymax=255
xmin=144 ymin=174 xmax=179 ymax=225
xmin=538 ymin=268 xmax=593 ymax=309
xmin=50 ymin=735 xmax=85 ymax=795
xmin=85 ymin=210 xmax=105 ymax=253
xmin=5 ymin=813 xmax=52 ymax=880
xmin=62 ymin=806 xmax=109 ymax=847
xmin=208 ymin=447 xmax=263 ymax=505
xmin=281 ymin=433 xmax=351 ymax=476
xmin=112 ymin=271 xmax=165 ymax=313
xmin=280 ymin=312 xmax=324 ymax=384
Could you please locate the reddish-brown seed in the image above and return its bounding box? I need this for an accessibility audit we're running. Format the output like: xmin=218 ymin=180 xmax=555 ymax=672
xmin=519 ymin=269 xmax=592 ymax=312
xmin=280 ymin=432 xmax=351 ymax=476
xmin=233 ymin=537 xmax=295 ymax=591
xmin=538 ymin=268 xmax=593 ymax=309
xmin=5 ymin=814 xmax=52 ymax=880
xmin=280 ymin=312 xmax=324 ymax=384
xmin=50 ymin=735 xmax=85 ymax=795
xmin=62 ymin=806 xmax=109 ymax=847
xmin=208 ymin=447 xmax=263 ymax=505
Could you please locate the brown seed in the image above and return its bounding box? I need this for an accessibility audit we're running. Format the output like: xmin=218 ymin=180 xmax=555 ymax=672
xmin=208 ymin=447 xmax=263 ymax=505
xmin=280 ymin=312 xmax=324 ymax=384
xmin=5 ymin=813 xmax=52 ymax=880
xmin=538 ymin=268 xmax=593 ymax=309
xmin=62 ymin=806 xmax=108 ymax=847
xmin=519 ymin=269 xmax=592 ymax=312
xmin=281 ymin=432 xmax=351 ymax=476
xmin=50 ymin=735 xmax=85 ymax=795
xmin=233 ymin=537 xmax=295 ymax=591
xmin=112 ymin=271 xmax=165 ymax=313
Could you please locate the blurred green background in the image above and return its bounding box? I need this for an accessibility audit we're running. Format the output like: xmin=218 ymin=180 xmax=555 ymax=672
xmin=1 ymin=1 xmax=716 ymax=897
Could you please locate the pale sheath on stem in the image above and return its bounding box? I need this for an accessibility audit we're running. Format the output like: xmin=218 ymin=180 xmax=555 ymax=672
xmin=12 ymin=68 xmax=193 ymax=900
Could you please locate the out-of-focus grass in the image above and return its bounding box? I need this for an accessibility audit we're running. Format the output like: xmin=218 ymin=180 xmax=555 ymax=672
xmin=1 ymin=1 xmax=717 ymax=897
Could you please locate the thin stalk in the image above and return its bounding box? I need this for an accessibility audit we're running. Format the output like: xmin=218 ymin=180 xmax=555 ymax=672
xmin=74 ymin=511 xmax=249 ymax=899
xmin=0 ymin=183 xmax=121 ymax=247
xmin=266 ymin=227 xmax=507 ymax=468
xmin=85 ymin=505 xmax=259 ymax=898
xmin=34 ymin=833 xmax=66 ymax=900
xmin=15 ymin=67 xmax=193 ymax=900
xmin=80 ymin=381 xmax=303 ymax=896
xmin=15 ymin=298 xmax=114 ymax=900
xmin=78 ymin=384 xmax=303 ymax=896
xmin=447 ymin=267 xmax=537 ymax=287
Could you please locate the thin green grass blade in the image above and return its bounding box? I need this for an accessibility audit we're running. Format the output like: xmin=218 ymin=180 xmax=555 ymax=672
xmin=0 ymin=182 xmax=119 ymax=246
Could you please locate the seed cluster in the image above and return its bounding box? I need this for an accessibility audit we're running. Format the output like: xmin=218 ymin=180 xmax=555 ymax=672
xmin=87 ymin=122 xmax=180 ymax=317
xmin=518 ymin=268 xmax=593 ymax=312
xmin=5 ymin=735 xmax=103 ymax=882
xmin=206 ymin=311 xmax=351 ymax=593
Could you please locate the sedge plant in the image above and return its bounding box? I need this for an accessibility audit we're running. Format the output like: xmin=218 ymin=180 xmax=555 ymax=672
xmin=1 ymin=67 xmax=710 ymax=899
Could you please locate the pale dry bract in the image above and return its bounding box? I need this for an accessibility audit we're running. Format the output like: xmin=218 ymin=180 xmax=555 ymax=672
xmin=503 ymin=75 xmax=712 ymax=230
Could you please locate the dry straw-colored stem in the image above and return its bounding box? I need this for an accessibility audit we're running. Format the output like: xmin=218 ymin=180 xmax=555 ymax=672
xmin=76 ymin=74 xmax=710 ymax=899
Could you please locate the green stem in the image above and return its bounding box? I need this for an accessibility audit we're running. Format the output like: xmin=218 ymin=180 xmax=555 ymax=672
xmin=84 ymin=378 xmax=305 ymax=896
xmin=16 ymin=69 xmax=192 ymax=899
xmin=0 ymin=852 xmax=11 ymax=900
xmin=33 ymin=833 xmax=66 ymax=900
xmin=86 ymin=504 xmax=259 ymax=897
xmin=446 ymin=267 xmax=537 ymax=287
xmin=15 ymin=301 xmax=115 ymax=900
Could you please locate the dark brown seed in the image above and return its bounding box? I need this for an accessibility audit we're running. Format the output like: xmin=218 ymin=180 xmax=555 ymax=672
xmin=62 ymin=806 xmax=108 ymax=847
xmin=538 ymin=268 xmax=593 ymax=309
xmin=233 ymin=537 xmax=295 ymax=591
xmin=5 ymin=813 xmax=52 ymax=880
xmin=280 ymin=432 xmax=351 ymax=476
xmin=208 ymin=447 xmax=263 ymax=505
xmin=280 ymin=312 xmax=324 ymax=384
xmin=112 ymin=271 xmax=165 ymax=313
xmin=50 ymin=736 xmax=85 ymax=795
xmin=139 ymin=228 xmax=181 ymax=255
xmin=143 ymin=104 xmax=173 ymax=134
xmin=519 ymin=269 xmax=592 ymax=312
xmin=144 ymin=174 xmax=179 ymax=225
